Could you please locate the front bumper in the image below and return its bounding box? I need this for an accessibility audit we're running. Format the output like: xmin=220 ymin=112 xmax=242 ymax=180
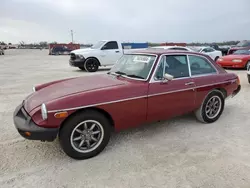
xmin=232 ymin=85 xmax=241 ymax=97
xmin=218 ymin=63 xmax=244 ymax=68
xmin=13 ymin=104 xmax=58 ymax=141
xmin=69 ymin=58 xmax=85 ymax=67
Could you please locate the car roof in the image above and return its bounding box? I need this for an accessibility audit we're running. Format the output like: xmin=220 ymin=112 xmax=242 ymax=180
xmin=129 ymin=48 xmax=205 ymax=56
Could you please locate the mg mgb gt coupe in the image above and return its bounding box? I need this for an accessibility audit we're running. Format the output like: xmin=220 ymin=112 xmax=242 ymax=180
xmin=13 ymin=49 xmax=241 ymax=159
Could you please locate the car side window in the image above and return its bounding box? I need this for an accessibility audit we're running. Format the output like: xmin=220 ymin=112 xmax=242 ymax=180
xmin=102 ymin=41 xmax=119 ymax=50
xmin=189 ymin=55 xmax=217 ymax=76
xmin=154 ymin=55 xmax=189 ymax=80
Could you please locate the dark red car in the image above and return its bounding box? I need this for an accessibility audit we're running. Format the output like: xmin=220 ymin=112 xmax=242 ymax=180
xmin=13 ymin=49 xmax=241 ymax=159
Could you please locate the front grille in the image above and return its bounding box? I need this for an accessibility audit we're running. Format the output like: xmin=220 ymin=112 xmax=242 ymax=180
xmin=70 ymin=53 xmax=76 ymax=60
xmin=17 ymin=107 xmax=28 ymax=120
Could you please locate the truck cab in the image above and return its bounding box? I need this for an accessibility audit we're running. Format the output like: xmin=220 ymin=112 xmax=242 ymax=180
xmin=69 ymin=40 xmax=147 ymax=72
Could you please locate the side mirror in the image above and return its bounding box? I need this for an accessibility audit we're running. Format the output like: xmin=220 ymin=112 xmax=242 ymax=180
xmin=162 ymin=73 xmax=174 ymax=82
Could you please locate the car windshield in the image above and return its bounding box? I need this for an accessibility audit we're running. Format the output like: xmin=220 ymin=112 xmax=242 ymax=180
xmin=91 ymin=41 xmax=106 ymax=49
xmin=236 ymin=41 xmax=250 ymax=47
xmin=233 ymin=50 xmax=250 ymax=55
xmin=109 ymin=54 xmax=156 ymax=80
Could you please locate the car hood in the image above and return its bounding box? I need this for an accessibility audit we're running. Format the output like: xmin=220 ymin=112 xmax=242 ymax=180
xmin=24 ymin=74 xmax=126 ymax=113
xmin=71 ymin=48 xmax=96 ymax=54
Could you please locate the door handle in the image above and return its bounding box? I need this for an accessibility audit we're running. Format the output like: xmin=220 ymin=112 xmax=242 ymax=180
xmin=115 ymin=51 xmax=120 ymax=53
xmin=185 ymin=82 xmax=195 ymax=86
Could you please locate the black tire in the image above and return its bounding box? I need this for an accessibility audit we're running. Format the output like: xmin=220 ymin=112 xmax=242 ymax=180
xmin=245 ymin=61 xmax=250 ymax=70
xmin=247 ymin=75 xmax=250 ymax=84
xmin=214 ymin=56 xmax=219 ymax=62
xmin=195 ymin=90 xmax=225 ymax=123
xmin=84 ymin=58 xmax=99 ymax=72
xmin=78 ymin=67 xmax=86 ymax=71
xmin=59 ymin=110 xmax=111 ymax=160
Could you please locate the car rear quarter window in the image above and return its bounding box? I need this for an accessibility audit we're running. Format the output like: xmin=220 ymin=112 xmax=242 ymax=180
xmin=189 ymin=55 xmax=217 ymax=76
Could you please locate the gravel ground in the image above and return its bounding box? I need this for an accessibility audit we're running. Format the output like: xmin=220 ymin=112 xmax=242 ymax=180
xmin=0 ymin=49 xmax=250 ymax=188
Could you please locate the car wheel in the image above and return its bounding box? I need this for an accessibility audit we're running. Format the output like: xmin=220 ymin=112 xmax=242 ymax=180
xmin=78 ymin=67 xmax=86 ymax=71
xmin=214 ymin=56 xmax=219 ymax=62
xmin=195 ymin=90 xmax=225 ymax=123
xmin=59 ymin=110 xmax=111 ymax=160
xmin=245 ymin=61 xmax=250 ymax=70
xmin=84 ymin=58 xmax=99 ymax=72
xmin=247 ymin=75 xmax=250 ymax=84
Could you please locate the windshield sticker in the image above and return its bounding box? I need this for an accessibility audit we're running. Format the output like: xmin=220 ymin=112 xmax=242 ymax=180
xmin=133 ymin=56 xmax=151 ymax=63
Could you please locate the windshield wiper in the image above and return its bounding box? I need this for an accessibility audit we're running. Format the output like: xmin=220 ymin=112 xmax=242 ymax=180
xmin=115 ymin=71 xmax=127 ymax=75
xmin=126 ymin=74 xmax=145 ymax=79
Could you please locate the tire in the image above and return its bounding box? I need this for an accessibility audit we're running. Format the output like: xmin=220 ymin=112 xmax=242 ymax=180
xmin=214 ymin=56 xmax=219 ymax=62
xmin=245 ymin=61 xmax=250 ymax=70
xmin=247 ymin=75 xmax=250 ymax=84
xmin=78 ymin=67 xmax=86 ymax=71
xmin=84 ymin=58 xmax=99 ymax=72
xmin=195 ymin=90 xmax=225 ymax=123
xmin=59 ymin=110 xmax=111 ymax=160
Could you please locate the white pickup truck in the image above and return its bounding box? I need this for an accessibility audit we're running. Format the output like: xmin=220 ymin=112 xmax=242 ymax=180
xmin=69 ymin=40 xmax=147 ymax=72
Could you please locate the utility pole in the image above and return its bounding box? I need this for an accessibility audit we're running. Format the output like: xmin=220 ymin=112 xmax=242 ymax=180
xmin=70 ymin=30 xmax=74 ymax=43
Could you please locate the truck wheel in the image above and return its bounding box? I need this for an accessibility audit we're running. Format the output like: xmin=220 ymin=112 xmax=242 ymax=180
xmin=84 ymin=58 xmax=99 ymax=72
xmin=59 ymin=110 xmax=111 ymax=160
xmin=214 ymin=56 xmax=219 ymax=62
xmin=195 ymin=90 xmax=225 ymax=123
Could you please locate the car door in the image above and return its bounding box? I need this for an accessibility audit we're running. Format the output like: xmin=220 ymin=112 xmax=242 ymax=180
xmin=147 ymin=54 xmax=196 ymax=122
xmin=100 ymin=41 xmax=123 ymax=65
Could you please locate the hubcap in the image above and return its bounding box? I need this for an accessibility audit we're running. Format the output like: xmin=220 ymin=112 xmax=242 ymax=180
xmin=86 ymin=61 xmax=97 ymax=71
xmin=70 ymin=120 xmax=104 ymax=153
xmin=205 ymin=96 xmax=222 ymax=119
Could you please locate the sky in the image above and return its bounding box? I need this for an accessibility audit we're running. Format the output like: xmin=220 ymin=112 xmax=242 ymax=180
xmin=1 ymin=0 xmax=250 ymax=44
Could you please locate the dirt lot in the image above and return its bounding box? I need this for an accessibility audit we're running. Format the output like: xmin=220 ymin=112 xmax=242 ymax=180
xmin=1 ymin=49 xmax=250 ymax=188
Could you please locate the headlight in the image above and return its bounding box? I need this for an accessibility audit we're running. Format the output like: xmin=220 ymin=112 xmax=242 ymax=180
xmin=232 ymin=59 xmax=242 ymax=63
xmin=41 ymin=103 xmax=48 ymax=120
xmin=32 ymin=86 xmax=36 ymax=92
xmin=217 ymin=58 xmax=223 ymax=62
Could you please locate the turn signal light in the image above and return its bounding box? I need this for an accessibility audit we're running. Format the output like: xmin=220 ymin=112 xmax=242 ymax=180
xmin=54 ymin=112 xmax=68 ymax=119
xmin=24 ymin=132 xmax=31 ymax=137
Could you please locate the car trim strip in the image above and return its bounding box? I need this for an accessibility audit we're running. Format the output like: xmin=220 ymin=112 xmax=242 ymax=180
xmin=47 ymin=79 xmax=236 ymax=113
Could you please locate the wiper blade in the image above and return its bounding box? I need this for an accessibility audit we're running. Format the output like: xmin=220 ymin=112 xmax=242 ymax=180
xmin=115 ymin=71 xmax=127 ymax=75
xmin=126 ymin=74 xmax=144 ymax=79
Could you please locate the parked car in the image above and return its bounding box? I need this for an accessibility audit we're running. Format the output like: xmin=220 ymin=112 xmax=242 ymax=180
xmin=151 ymin=46 xmax=193 ymax=51
xmin=191 ymin=47 xmax=222 ymax=61
xmin=210 ymin=44 xmax=230 ymax=56
xmin=50 ymin=46 xmax=72 ymax=55
xmin=0 ymin=48 xmax=4 ymax=55
xmin=13 ymin=49 xmax=241 ymax=159
xmin=228 ymin=40 xmax=250 ymax=55
xmin=217 ymin=49 xmax=250 ymax=69
xmin=69 ymin=40 xmax=147 ymax=72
